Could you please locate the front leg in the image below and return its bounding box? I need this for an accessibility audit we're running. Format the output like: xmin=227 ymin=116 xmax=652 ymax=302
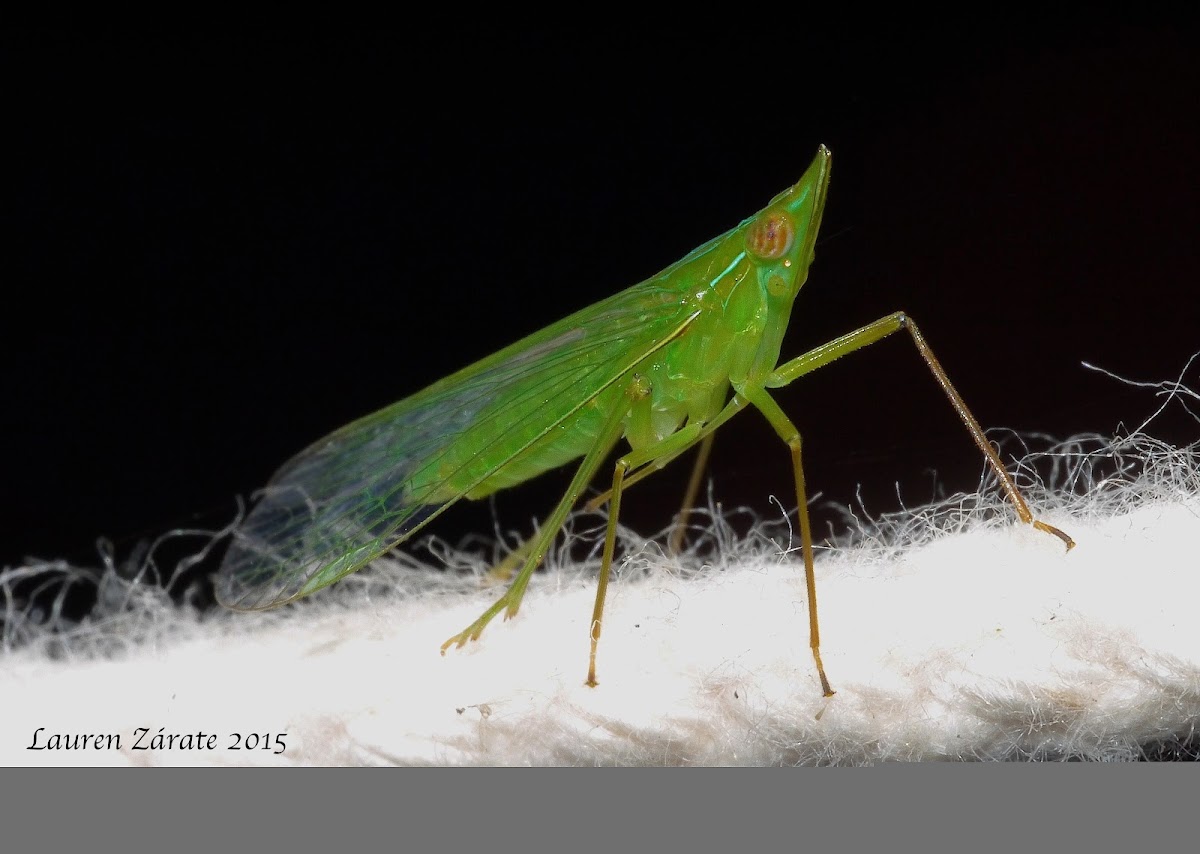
xmin=737 ymin=384 xmax=834 ymax=697
xmin=768 ymin=312 xmax=1073 ymax=549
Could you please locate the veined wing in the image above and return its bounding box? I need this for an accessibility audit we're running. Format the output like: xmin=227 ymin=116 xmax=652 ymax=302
xmin=216 ymin=280 xmax=698 ymax=610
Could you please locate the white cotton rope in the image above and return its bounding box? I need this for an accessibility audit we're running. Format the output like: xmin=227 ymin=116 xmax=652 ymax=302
xmin=4 ymin=360 xmax=1199 ymax=765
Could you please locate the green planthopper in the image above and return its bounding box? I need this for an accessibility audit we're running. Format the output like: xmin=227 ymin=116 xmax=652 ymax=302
xmin=217 ymin=146 xmax=1072 ymax=696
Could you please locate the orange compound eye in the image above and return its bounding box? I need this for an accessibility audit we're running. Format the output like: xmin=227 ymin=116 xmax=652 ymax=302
xmin=745 ymin=211 xmax=794 ymax=260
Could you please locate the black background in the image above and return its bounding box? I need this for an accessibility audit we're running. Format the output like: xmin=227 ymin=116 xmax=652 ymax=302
xmin=4 ymin=28 xmax=1197 ymax=584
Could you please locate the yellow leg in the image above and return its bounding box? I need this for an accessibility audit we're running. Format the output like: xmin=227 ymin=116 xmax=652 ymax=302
xmin=583 ymin=430 xmax=715 ymax=554
xmin=768 ymin=312 xmax=1073 ymax=550
xmin=586 ymin=419 xmax=717 ymax=685
xmin=440 ymin=381 xmax=636 ymax=653
xmin=668 ymin=432 xmax=716 ymax=555
xmin=739 ymin=385 xmax=834 ymax=697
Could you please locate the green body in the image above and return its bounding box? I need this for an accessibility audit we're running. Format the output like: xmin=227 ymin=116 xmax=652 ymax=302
xmin=218 ymin=148 xmax=831 ymax=610
xmin=437 ymin=180 xmax=818 ymax=500
xmin=219 ymin=145 xmax=1071 ymax=696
